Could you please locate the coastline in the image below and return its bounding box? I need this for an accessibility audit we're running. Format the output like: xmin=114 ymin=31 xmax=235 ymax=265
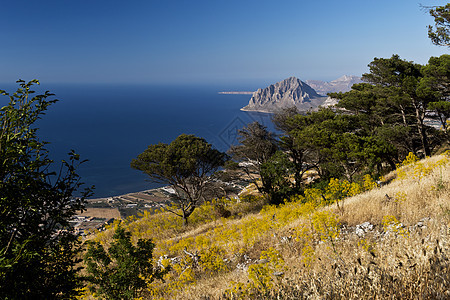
xmin=218 ymin=91 xmax=254 ymax=95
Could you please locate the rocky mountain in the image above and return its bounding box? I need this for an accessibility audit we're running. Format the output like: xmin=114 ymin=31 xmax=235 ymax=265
xmin=306 ymin=75 xmax=362 ymax=96
xmin=241 ymin=77 xmax=328 ymax=113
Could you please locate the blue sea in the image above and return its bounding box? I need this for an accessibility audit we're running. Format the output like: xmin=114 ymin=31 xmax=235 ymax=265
xmin=7 ymin=83 xmax=274 ymax=198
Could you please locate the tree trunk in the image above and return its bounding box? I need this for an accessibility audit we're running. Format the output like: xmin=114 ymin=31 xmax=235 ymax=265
xmin=412 ymin=100 xmax=431 ymax=156
xmin=182 ymin=205 xmax=196 ymax=226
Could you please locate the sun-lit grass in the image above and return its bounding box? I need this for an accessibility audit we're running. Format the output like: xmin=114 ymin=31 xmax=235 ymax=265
xmin=81 ymin=153 xmax=450 ymax=299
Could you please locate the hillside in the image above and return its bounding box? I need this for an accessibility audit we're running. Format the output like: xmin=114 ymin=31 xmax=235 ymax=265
xmin=84 ymin=153 xmax=450 ymax=299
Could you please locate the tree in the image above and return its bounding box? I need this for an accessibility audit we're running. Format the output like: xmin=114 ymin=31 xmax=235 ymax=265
xmin=332 ymin=83 xmax=414 ymax=162
xmin=228 ymin=122 xmax=281 ymax=203
xmin=131 ymin=134 xmax=227 ymax=225
xmin=0 ymin=80 xmax=92 ymax=299
xmin=362 ymin=55 xmax=437 ymax=156
xmin=428 ymin=3 xmax=450 ymax=47
xmin=84 ymin=225 xmax=166 ymax=300
xmin=272 ymin=107 xmax=316 ymax=191
xmin=291 ymin=110 xmax=367 ymax=182
xmin=428 ymin=101 xmax=450 ymax=140
xmin=420 ymin=54 xmax=450 ymax=141
xmin=259 ymin=151 xmax=294 ymax=204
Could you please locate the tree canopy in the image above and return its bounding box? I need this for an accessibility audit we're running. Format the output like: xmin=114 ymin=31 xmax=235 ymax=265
xmin=0 ymin=80 xmax=92 ymax=299
xmin=131 ymin=134 xmax=227 ymax=225
xmin=428 ymin=3 xmax=450 ymax=47
xmin=228 ymin=122 xmax=283 ymax=204
xmin=84 ymin=225 xmax=166 ymax=300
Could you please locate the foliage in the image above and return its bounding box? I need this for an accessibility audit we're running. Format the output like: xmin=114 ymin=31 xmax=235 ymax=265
xmin=84 ymin=150 xmax=450 ymax=299
xmin=229 ymin=121 xmax=281 ymax=203
xmin=131 ymin=134 xmax=227 ymax=225
xmin=362 ymin=56 xmax=426 ymax=156
xmin=395 ymin=151 xmax=449 ymax=182
xmin=84 ymin=225 xmax=166 ymax=300
xmin=272 ymin=107 xmax=316 ymax=191
xmin=0 ymin=80 xmax=92 ymax=299
xmin=259 ymin=150 xmax=295 ymax=204
xmin=332 ymin=55 xmax=450 ymax=160
xmin=382 ymin=215 xmax=409 ymax=237
xmin=363 ymin=174 xmax=378 ymax=191
xmin=226 ymin=248 xmax=285 ymax=298
xmin=428 ymin=3 xmax=450 ymax=47
xmin=323 ymin=178 xmax=362 ymax=213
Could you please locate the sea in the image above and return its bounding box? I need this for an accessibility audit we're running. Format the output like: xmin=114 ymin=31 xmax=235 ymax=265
xmin=3 ymin=83 xmax=275 ymax=198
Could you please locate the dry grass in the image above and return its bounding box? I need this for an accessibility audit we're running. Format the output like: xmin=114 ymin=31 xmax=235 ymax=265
xmin=82 ymin=154 xmax=450 ymax=299
xmin=341 ymin=154 xmax=449 ymax=227
xmin=173 ymin=155 xmax=450 ymax=299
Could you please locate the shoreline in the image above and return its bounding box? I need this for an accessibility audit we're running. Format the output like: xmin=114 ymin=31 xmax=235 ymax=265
xmin=86 ymin=185 xmax=174 ymax=204
xmin=218 ymin=91 xmax=254 ymax=95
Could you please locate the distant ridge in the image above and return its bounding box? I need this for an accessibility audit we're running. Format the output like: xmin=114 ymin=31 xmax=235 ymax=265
xmin=306 ymin=75 xmax=362 ymax=96
xmin=241 ymin=77 xmax=327 ymax=113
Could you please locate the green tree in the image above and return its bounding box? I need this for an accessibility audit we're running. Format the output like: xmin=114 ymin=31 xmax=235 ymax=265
xmin=362 ymin=55 xmax=439 ymax=156
xmin=332 ymin=83 xmax=413 ymax=162
xmin=428 ymin=101 xmax=450 ymax=140
xmin=420 ymin=54 xmax=450 ymax=141
xmin=131 ymin=134 xmax=227 ymax=225
xmin=428 ymin=3 xmax=450 ymax=47
xmin=0 ymin=80 xmax=92 ymax=299
xmin=229 ymin=122 xmax=281 ymax=203
xmin=260 ymin=151 xmax=294 ymax=204
xmin=272 ymin=107 xmax=317 ymax=191
xmin=84 ymin=225 xmax=166 ymax=300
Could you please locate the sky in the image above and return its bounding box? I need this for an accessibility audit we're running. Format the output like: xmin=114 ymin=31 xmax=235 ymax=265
xmin=1 ymin=0 xmax=449 ymax=86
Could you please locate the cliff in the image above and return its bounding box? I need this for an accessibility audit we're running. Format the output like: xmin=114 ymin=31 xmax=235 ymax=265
xmin=241 ymin=77 xmax=328 ymax=113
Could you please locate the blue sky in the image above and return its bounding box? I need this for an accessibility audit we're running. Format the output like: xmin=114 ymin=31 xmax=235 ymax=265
xmin=0 ymin=0 xmax=448 ymax=85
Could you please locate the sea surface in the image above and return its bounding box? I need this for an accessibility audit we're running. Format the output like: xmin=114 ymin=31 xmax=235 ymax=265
xmin=3 ymin=83 xmax=275 ymax=198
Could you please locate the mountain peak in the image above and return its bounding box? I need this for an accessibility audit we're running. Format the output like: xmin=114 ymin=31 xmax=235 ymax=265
xmin=241 ymin=77 xmax=326 ymax=113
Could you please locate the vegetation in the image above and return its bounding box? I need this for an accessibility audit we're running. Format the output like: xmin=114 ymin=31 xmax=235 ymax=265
xmin=0 ymin=80 xmax=92 ymax=299
xmin=428 ymin=3 xmax=450 ymax=47
xmin=1 ymin=3 xmax=450 ymax=299
xmin=228 ymin=122 xmax=282 ymax=204
xmin=85 ymin=152 xmax=450 ymax=299
xmin=131 ymin=134 xmax=228 ymax=225
xmin=84 ymin=225 xmax=166 ymax=299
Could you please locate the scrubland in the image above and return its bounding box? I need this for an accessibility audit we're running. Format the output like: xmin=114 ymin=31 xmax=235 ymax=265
xmin=84 ymin=153 xmax=450 ymax=299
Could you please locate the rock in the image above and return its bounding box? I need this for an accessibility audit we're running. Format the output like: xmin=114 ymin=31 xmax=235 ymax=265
xmin=241 ymin=77 xmax=328 ymax=113
xmin=355 ymin=222 xmax=374 ymax=237
xmin=256 ymin=259 xmax=269 ymax=264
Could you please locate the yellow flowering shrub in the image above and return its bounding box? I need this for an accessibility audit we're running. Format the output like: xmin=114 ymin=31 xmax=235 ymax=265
xmin=357 ymin=238 xmax=376 ymax=255
xmin=226 ymin=248 xmax=285 ymax=298
xmin=294 ymin=224 xmax=316 ymax=267
xmin=324 ymin=178 xmax=362 ymax=201
xmin=363 ymin=174 xmax=378 ymax=191
xmin=396 ymin=152 xmax=449 ymax=182
xmin=199 ymin=245 xmax=229 ymax=274
xmin=312 ymin=211 xmax=340 ymax=243
xmin=382 ymin=215 xmax=409 ymax=237
xmin=394 ymin=191 xmax=407 ymax=203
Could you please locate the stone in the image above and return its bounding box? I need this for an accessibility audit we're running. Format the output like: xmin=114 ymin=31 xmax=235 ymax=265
xmin=241 ymin=77 xmax=327 ymax=113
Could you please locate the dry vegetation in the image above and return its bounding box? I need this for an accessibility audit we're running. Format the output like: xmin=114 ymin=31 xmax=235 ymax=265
xmin=82 ymin=153 xmax=450 ymax=299
xmin=78 ymin=207 xmax=121 ymax=219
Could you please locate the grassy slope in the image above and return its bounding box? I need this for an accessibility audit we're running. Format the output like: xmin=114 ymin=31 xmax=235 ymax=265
xmin=88 ymin=154 xmax=450 ymax=299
